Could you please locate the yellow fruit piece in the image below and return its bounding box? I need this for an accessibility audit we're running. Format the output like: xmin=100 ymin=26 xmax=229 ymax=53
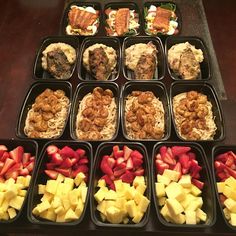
xmin=94 ymin=187 xmax=108 ymax=203
xmin=100 ymin=212 xmax=106 ymax=222
xmin=32 ymin=206 xmax=40 ymax=216
xmin=224 ymin=186 xmax=236 ymax=201
xmin=65 ymin=208 xmax=79 ymax=221
xmin=62 ymin=198 xmax=71 ymax=211
xmin=7 ymin=208 xmax=17 ymax=219
xmin=9 ymin=196 xmax=24 ymax=211
xmin=55 ymin=206 xmax=65 ymax=215
xmin=18 ymin=189 xmax=27 ymax=197
xmin=133 ymin=191 xmax=143 ymax=205
xmin=41 ymin=192 xmax=54 ymax=203
xmin=165 ymin=182 xmax=186 ymax=202
xmin=1 ymin=199 xmax=10 ymax=212
xmin=37 ymin=200 xmax=51 ymax=213
xmin=173 ymin=213 xmax=186 ymax=224
xmin=46 ymin=180 xmax=59 ymax=195
xmin=231 ymin=213 xmax=236 ymax=226
xmin=0 ymin=183 xmax=7 ymax=192
xmin=64 ymin=178 xmax=74 ymax=190
xmin=115 ymin=197 xmax=127 ymax=213
xmin=196 ymin=208 xmax=207 ymax=222
xmin=51 ymin=196 xmax=62 ymax=209
xmin=178 ymin=175 xmax=192 ymax=188
xmin=160 ymin=204 xmax=172 ymax=222
xmin=155 ymin=182 xmax=165 ymax=198
xmin=0 ymin=211 xmax=9 ymax=220
xmin=81 ymin=186 xmax=88 ymax=203
xmin=25 ymin=175 xmax=31 ymax=188
xmin=158 ymin=197 xmax=166 ymax=206
xmin=137 ymin=195 xmax=150 ymax=213
xmin=225 ymin=176 xmax=236 ymax=190
xmin=97 ymin=201 xmax=107 ymax=215
xmin=125 ymin=200 xmax=137 ymax=218
xmin=190 ymin=184 xmax=201 ymax=196
xmin=185 ymin=199 xmax=201 ymax=211
xmin=224 ymin=198 xmax=236 ymax=213
xmin=123 ymin=217 xmax=129 ymax=224
xmin=106 ymin=206 xmax=123 ymax=224
xmin=4 ymin=187 xmax=18 ymax=200
xmin=68 ymin=189 xmax=79 ymax=206
xmin=40 ymin=208 xmax=56 ymax=222
xmin=124 ymin=186 xmax=135 ymax=200
xmin=0 ymin=192 xmax=5 ymax=206
xmin=97 ymin=179 xmax=106 ymax=188
xmin=16 ymin=176 xmax=26 ymax=187
xmin=56 ymin=212 xmax=66 ymax=222
xmin=38 ymin=184 xmax=46 ymax=195
xmin=56 ymin=173 xmax=65 ymax=183
xmin=132 ymin=211 xmax=144 ymax=224
xmin=166 ymin=198 xmax=184 ymax=216
xmin=217 ymin=182 xmax=225 ymax=193
xmin=180 ymin=194 xmax=195 ymax=209
xmin=185 ymin=210 xmax=197 ymax=224
xmin=74 ymin=172 xmax=86 ymax=187
xmin=136 ymin=183 xmax=146 ymax=195
xmin=223 ymin=207 xmax=231 ymax=220
xmin=157 ymin=174 xmax=171 ymax=186
xmin=163 ymin=169 xmax=181 ymax=182
xmin=133 ymin=176 xmax=145 ymax=187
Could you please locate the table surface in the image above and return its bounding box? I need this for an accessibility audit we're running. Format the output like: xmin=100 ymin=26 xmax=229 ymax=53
xmin=0 ymin=0 xmax=236 ymax=235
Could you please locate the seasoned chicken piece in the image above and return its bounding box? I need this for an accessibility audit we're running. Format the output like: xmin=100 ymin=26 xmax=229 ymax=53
xmin=135 ymin=53 xmax=156 ymax=80
xmin=89 ymin=47 xmax=111 ymax=80
xmin=68 ymin=7 xmax=98 ymax=29
xmin=46 ymin=49 xmax=72 ymax=79
xmin=153 ymin=7 xmax=172 ymax=33
xmin=115 ymin=8 xmax=130 ymax=36
xmin=178 ymin=48 xmax=200 ymax=80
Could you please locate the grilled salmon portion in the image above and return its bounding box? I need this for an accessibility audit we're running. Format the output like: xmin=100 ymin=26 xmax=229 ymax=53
xmin=115 ymin=8 xmax=130 ymax=36
xmin=68 ymin=7 xmax=98 ymax=30
xmin=153 ymin=7 xmax=172 ymax=33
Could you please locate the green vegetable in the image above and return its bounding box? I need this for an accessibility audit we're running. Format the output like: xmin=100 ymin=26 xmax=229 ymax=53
xmin=160 ymin=3 xmax=176 ymax=12
xmin=144 ymin=7 xmax=148 ymax=18
xmin=124 ymin=29 xmax=137 ymax=36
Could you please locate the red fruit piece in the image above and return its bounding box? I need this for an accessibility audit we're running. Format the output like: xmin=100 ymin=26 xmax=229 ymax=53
xmin=113 ymin=145 xmax=124 ymax=159
xmin=171 ymin=146 xmax=191 ymax=156
xmin=134 ymin=168 xmax=144 ymax=176
xmin=107 ymin=157 xmax=116 ymax=169
xmin=160 ymin=146 xmax=167 ymax=157
xmin=132 ymin=156 xmax=143 ymax=168
xmin=116 ymin=157 xmax=125 ymax=165
xmin=55 ymin=168 xmax=71 ymax=177
xmin=224 ymin=165 xmax=236 ymax=179
xmin=173 ymin=162 xmax=182 ymax=174
xmin=0 ymin=145 xmax=7 ymax=159
xmin=19 ymin=168 xmax=29 ymax=176
xmin=6 ymin=163 xmax=22 ymax=173
xmin=25 ymin=161 xmax=34 ymax=173
xmin=46 ymin=145 xmax=58 ymax=156
xmin=130 ymin=150 xmax=143 ymax=159
xmin=76 ymin=148 xmax=86 ymax=158
xmin=162 ymin=153 xmax=176 ymax=166
xmin=100 ymin=155 xmax=113 ymax=176
xmin=46 ymin=162 xmax=57 ymax=170
xmin=0 ymin=162 xmax=4 ymax=172
xmin=51 ymin=153 xmax=63 ymax=165
xmin=5 ymin=170 xmax=18 ymax=180
xmin=192 ymin=178 xmax=204 ymax=190
xmin=22 ymin=153 xmax=31 ymax=165
xmin=45 ymin=170 xmax=59 ymax=179
xmin=72 ymin=165 xmax=89 ymax=178
xmin=109 ymin=183 xmax=115 ymax=191
xmin=9 ymin=146 xmax=24 ymax=163
xmin=214 ymin=161 xmax=225 ymax=172
xmin=101 ymin=175 xmax=113 ymax=186
xmin=78 ymin=157 xmax=89 ymax=165
xmin=0 ymin=158 xmax=15 ymax=175
xmin=228 ymin=151 xmax=236 ymax=160
xmin=156 ymin=159 xmax=169 ymax=174
xmin=190 ymin=165 xmax=202 ymax=178
xmin=155 ymin=154 xmax=162 ymax=160
xmin=60 ymin=158 xmax=73 ymax=169
xmin=123 ymin=146 xmax=132 ymax=160
xmin=179 ymin=153 xmax=190 ymax=169
xmin=216 ymin=153 xmax=228 ymax=163
xmin=126 ymin=158 xmax=133 ymax=170
xmin=219 ymin=194 xmax=227 ymax=205
xmin=121 ymin=170 xmax=134 ymax=184
xmin=113 ymin=162 xmax=126 ymax=177
xmin=225 ymin=155 xmax=234 ymax=167
xmin=1 ymin=152 xmax=10 ymax=162
xmin=59 ymin=146 xmax=76 ymax=159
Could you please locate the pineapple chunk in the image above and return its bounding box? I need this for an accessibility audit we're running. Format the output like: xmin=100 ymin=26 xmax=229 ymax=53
xmin=155 ymin=183 xmax=165 ymax=198
xmin=137 ymin=195 xmax=150 ymax=213
xmin=4 ymin=187 xmax=18 ymax=200
xmin=106 ymin=206 xmax=123 ymax=224
xmin=94 ymin=187 xmax=108 ymax=203
xmin=55 ymin=206 xmax=65 ymax=215
xmin=178 ymin=175 xmax=191 ymax=188
xmin=0 ymin=211 xmax=9 ymax=220
xmin=62 ymin=198 xmax=71 ymax=211
xmin=125 ymin=200 xmax=137 ymax=218
xmin=7 ymin=208 xmax=17 ymax=219
xmin=190 ymin=184 xmax=201 ymax=196
xmin=75 ymin=198 xmax=84 ymax=218
xmin=64 ymin=178 xmax=74 ymax=191
xmin=114 ymin=180 xmax=123 ymax=192
xmin=133 ymin=191 xmax=143 ymax=205
xmin=157 ymin=174 xmax=171 ymax=186
xmin=185 ymin=210 xmax=197 ymax=224
xmin=18 ymin=189 xmax=27 ymax=197
xmin=166 ymin=198 xmax=184 ymax=216
xmin=36 ymin=200 xmax=51 ymax=213
xmin=163 ymin=169 xmax=180 ymax=182
xmin=185 ymin=200 xmax=201 ymax=211
xmin=46 ymin=180 xmax=59 ymax=195
xmin=231 ymin=213 xmax=236 ymax=226
xmin=24 ymin=175 xmax=31 ymax=187
xmin=217 ymin=182 xmax=225 ymax=193
xmin=223 ymin=207 xmax=231 ymax=220
xmin=40 ymin=208 xmax=56 ymax=221
xmin=68 ymin=189 xmax=79 ymax=206
xmin=196 ymin=208 xmax=207 ymax=222
xmin=115 ymin=197 xmax=127 ymax=213
xmin=56 ymin=173 xmax=65 ymax=183
xmin=173 ymin=213 xmax=186 ymax=224
xmin=9 ymin=196 xmax=24 ymax=211
xmin=81 ymin=186 xmax=88 ymax=203
xmin=158 ymin=197 xmax=166 ymax=206
xmin=180 ymin=194 xmax=195 ymax=209
xmin=123 ymin=217 xmax=129 ymax=224
xmin=132 ymin=211 xmax=144 ymax=224
xmin=56 ymin=212 xmax=66 ymax=222
xmin=38 ymin=184 xmax=46 ymax=195
xmin=51 ymin=196 xmax=62 ymax=209
xmin=133 ymin=176 xmax=145 ymax=187
xmin=0 ymin=192 xmax=5 ymax=206
xmin=225 ymin=176 xmax=236 ymax=190
xmin=100 ymin=212 xmax=106 ymax=222
xmin=160 ymin=204 xmax=172 ymax=222
xmin=97 ymin=179 xmax=106 ymax=188
xmin=16 ymin=176 xmax=26 ymax=187
xmin=65 ymin=208 xmax=79 ymax=221
xmin=41 ymin=192 xmax=54 ymax=203
xmin=1 ymin=199 xmax=10 ymax=212
xmin=224 ymin=198 xmax=236 ymax=213
xmin=165 ymin=182 xmax=185 ymax=202
xmin=74 ymin=172 xmax=85 ymax=187
xmin=136 ymin=183 xmax=146 ymax=195
xmin=223 ymin=186 xmax=236 ymax=201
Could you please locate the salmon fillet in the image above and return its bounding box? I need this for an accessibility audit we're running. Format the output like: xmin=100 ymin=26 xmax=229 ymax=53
xmin=115 ymin=8 xmax=130 ymax=36
xmin=153 ymin=7 xmax=172 ymax=33
xmin=68 ymin=7 xmax=98 ymax=29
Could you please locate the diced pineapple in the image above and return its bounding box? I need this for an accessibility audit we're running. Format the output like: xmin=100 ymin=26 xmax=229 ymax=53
xmin=160 ymin=204 xmax=172 ymax=222
xmin=51 ymin=196 xmax=62 ymax=209
xmin=18 ymin=189 xmax=27 ymax=197
xmin=173 ymin=213 xmax=186 ymax=224
xmin=133 ymin=176 xmax=145 ymax=187
xmin=231 ymin=213 xmax=236 ymax=226
xmin=225 ymin=176 xmax=236 ymax=190
xmin=56 ymin=212 xmax=66 ymax=222
xmin=132 ymin=211 xmax=144 ymax=224
xmin=124 ymin=186 xmax=135 ymax=200
xmin=180 ymin=194 xmax=195 ymax=209
xmin=94 ymin=187 xmax=108 ymax=203
xmin=185 ymin=200 xmax=200 ymax=211
xmin=106 ymin=206 xmax=123 ymax=224
xmin=64 ymin=178 xmax=74 ymax=191
xmin=166 ymin=198 xmax=184 ymax=216
xmin=1 ymin=199 xmax=10 ymax=212
xmin=155 ymin=183 xmax=165 ymax=198
xmin=5 ymin=178 xmax=15 ymax=186
xmin=114 ymin=180 xmax=123 ymax=192
xmin=217 ymin=182 xmax=225 ymax=193
xmin=75 ymin=198 xmax=84 ymax=218
xmin=38 ymin=184 xmax=46 ymax=195
xmin=7 ymin=208 xmax=17 ymax=219
xmin=123 ymin=217 xmax=129 ymax=224
xmin=46 ymin=180 xmax=59 ymax=195
xmin=65 ymin=208 xmax=79 ymax=221
xmin=190 ymin=184 xmax=201 ymax=196
xmin=115 ymin=197 xmax=127 ymax=213
xmin=32 ymin=206 xmax=40 ymax=216
xmin=157 ymin=174 xmax=171 ymax=186
xmin=185 ymin=210 xmax=197 ymax=224
xmin=40 ymin=208 xmax=56 ymax=222
xmin=136 ymin=183 xmax=146 ymax=195
xmin=165 ymin=182 xmax=185 ymax=202
xmin=16 ymin=176 xmax=26 ymax=187
xmin=74 ymin=172 xmax=86 ymax=187
xmin=4 ymin=187 xmax=18 ymax=200
xmin=223 ymin=207 xmax=231 ymax=220
xmin=178 ymin=175 xmax=191 ymax=188
xmin=56 ymin=173 xmax=65 ymax=183
xmin=36 ymin=200 xmax=51 ymax=213
xmin=133 ymin=191 xmax=143 ymax=205
xmin=223 ymin=186 xmax=236 ymax=201
xmin=81 ymin=186 xmax=88 ymax=203
xmin=100 ymin=212 xmax=106 ymax=222
xmin=62 ymin=198 xmax=71 ymax=211
xmin=0 ymin=183 xmax=7 ymax=192
xmin=97 ymin=179 xmax=106 ymax=188
xmin=24 ymin=175 xmax=31 ymax=187
xmin=125 ymin=200 xmax=137 ymax=218
xmin=196 ymin=208 xmax=207 ymax=222
xmin=163 ymin=169 xmax=180 ymax=182
xmin=137 ymin=195 xmax=150 ymax=213
xmin=224 ymin=198 xmax=236 ymax=213
xmin=68 ymin=189 xmax=79 ymax=206
xmin=41 ymin=192 xmax=54 ymax=203
xmin=158 ymin=197 xmax=166 ymax=206
xmin=97 ymin=201 xmax=107 ymax=214
xmin=0 ymin=192 xmax=5 ymax=206
xmin=0 ymin=210 xmax=9 ymax=220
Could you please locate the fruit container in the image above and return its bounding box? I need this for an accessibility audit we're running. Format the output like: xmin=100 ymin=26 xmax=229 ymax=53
xmin=104 ymin=2 xmax=141 ymax=37
xmin=33 ymin=36 xmax=78 ymax=80
xmin=59 ymin=1 xmax=102 ymax=36
xmin=27 ymin=140 xmax=92 ymax=225
xmin=143 ymin=1 xmax=181 ymax=37
xmin=78 ymin=37 xmax=121 ymax=81
xmin=122 ymin=36 xmax=165 ymax=81
xmin=212 ymin=145 xmax=236 ymax=230
xmin=16 ymin=81 xmax=72 ymax=140
xmin=152 ymin=141 xmax=216 ymax=228
xmin=121 ymin=81 xmax=171 ymax=141
xmin=170 ymin=81 xmax=225 ymax=142
xmin=165 ymin=36 xmax=211 ymax=81
xmin=0 ymin=139 xmax=38 ymax=223
xmin=70 ymin=82 xmax=120 ymax=142
xmin=90 ymin=142 xmax=151 ymax=227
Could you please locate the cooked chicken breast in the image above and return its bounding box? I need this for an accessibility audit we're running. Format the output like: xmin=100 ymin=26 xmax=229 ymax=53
xmin=115 ymin=8 xmax=130 ymax=36
xmin=135 ymin=53 xmax=156 ymax=80
xmin=153 ymin=7 xmax=172 ymax=33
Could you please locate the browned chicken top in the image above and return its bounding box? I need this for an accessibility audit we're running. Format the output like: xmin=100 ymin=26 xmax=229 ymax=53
xmin=115 ymin=8 xmax=130 ymax=36
xmin=153 ymin=7 xmax=172 ymax=33
xmin=68 ymin=7 xmax=98 ymax=30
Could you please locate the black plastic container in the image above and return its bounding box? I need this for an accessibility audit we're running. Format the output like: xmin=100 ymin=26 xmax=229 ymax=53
xmin=121 ymin=81 xmax=171 ymax=141
xmin=59 ymin=1 xmax=102 ymax=36
xmin=104 ymin=2 xmax=141 ymax=37
xmin=212 ymin=145 xmax=236 ymax=230
xmin=70 ymin=82 xmax=120 ymax=141
xmin=144 ymin=1 xmax=181 ymax=36
xmin=27 ymin=140 xmax=92 ymax=225
xmin=78 ymin=37 xmax=121 ymax=81
xmin=33 ymin=36 xmax=78 ymax=80
xmin=165 ymin=36 xmax=211 ymax=81
xmin=152 ymin=141 xmax=216 ymax=228
xmin=122 ymin=36 xmax=165 ymax=80
xmin=170 ymin=81 xmax=225 ymax=142
xmin=0 ymin=139 xmax=38 ymax=224
xmin=90 ymin=142 xmax=150 ymax=227
xmin=16 ymin=81 xmax=72 ymax=140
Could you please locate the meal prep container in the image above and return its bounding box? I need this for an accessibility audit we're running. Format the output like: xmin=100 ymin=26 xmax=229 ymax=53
xmin=78 ymin=37 xmax=121 ymax=81
xmin=170 ymin=81 xmax=225 ymax=142
xmin=152 ymin=141 xmax=216 ymax=228
xmin=59 ymin=1 xmax=102 ymax=36
xmin=70 ymin=82 xmax=120 ymax=142
xmin=165 ymin=36 xmax=211 ymax=81
xmin=27 ymin=140 xmax=92 ymax=225
xmin=33 ymin=36 xmax=78 ymax=80
xmin=90 ymin=141 xmax=150 ymax=227
xmin=122 ymin=36 xmax=165 ymax=80
xmin=0 ymin=139 xmax=38 ymax=223
xmin=212 ymin=145 xmax=236 ymax=231
xmin=121 ymin=81 xmax=171 ymax=141
xmin=16 ymin=81 xmax=72 ymax=140
xmin=104 ymin=2 xmax=141 ymax=37
xmin=144 ymin=1 xmax=182 ymax=36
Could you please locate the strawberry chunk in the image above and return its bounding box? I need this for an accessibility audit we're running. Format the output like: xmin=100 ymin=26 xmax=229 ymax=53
xmin=55 ymin=168 xmax=71 ymax=177
xmin=107 ymin=157 xmax=116 ymax=169
xmin=59 ymin=146 xmax=76 ymax=159
xmin=155 ymin=159 xmax=169 ymax=174
xmin=100 ymin=155 xmax=113 ymax=176
xmin=173 ymin=162 xmax=182 ymax=174
xmin=134 ymin=168 xmax=144 ymax=176
xmin=0 ymin=152 xmax=10 ymax=162
xmin=0 ymin=158 xmax=15 ymax=175
xmin=113 ymin=145 xmax=124 ymax=159
xmin=45 ymin=170 xmax=59 ymax=179
xmin=171 ymin=146 xmax=191 ymax=156
xmin=72 ymin=165 xmax=88 ymax=177
xmin=113 ymin=162 xmax=126 ymax=177
xmin=78 ymin=157 xmax=89 ymax=165
xmin=130 ymin=150 xmax=143 ymax=159
xmin=25 ymin=161 xmax=34 ymax=173
xmin=101 ymin=175 xmax=113 ymax=185
xmin=76 ymin=148 xmax=86 ymax=158
xmin=60 ymin=158 xmax=73 ymax=169
xmin=46 ymin=145 xmax=58 ymax=156
xmin=5 ymin=170 xmax=18 ymax=180
xmin=188 ymin=152 xmax=196 ymax=161
xmin=126 ymin=158 xmax=133 ymax=170
xmin=192 ymin=178 xmax=204 ymax=190
xmin=22 ymin=153 xmax=31 ymax=165
xmin=9 ymin=146 xmax=24 ymax=163
xmin=123 ymin=145 xmax=132 ymax=160
xmin=132 ymin=156 xmax=143 ymax=168
xmin=51 ymin=153 xmax=63 ymax=165
xmin=179 ymin=153 xmax=190 ymax=169
xmin=160 ymin=146 xmax=167 ymax=157
xmin=0 ymin=145 xmax=7 ymax=151
xmin=116 ymin=157 xmax=125 ymax=165
xmin=225 ymin=155 xmax=234 ymax=167
xmin=120 ymin=170 xmax=134 ymax=184
xmin=216 ymin=153 xmax=228 ymax=162
xmin=214 ymin=161 xmax=225 ymax=172
xmin=19 ymin=168 xmax=29 ymax=176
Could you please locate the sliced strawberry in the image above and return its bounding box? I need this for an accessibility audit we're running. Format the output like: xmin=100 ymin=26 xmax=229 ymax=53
xmin=187 ymin=152 xmax=196 ymax=161
xmin=192 ymin=178 xmax=204 ymax=190
xmin=156 ymin=159 xmax=169 ymax=174
xmin=71 ymin=165 xmax=88 ymax=177
xmin=162 ymin=153 xmax=176 ymax=166
xmin=71 ymin=158 xmax=78 ymax=166
xmin=113 ymin=145 xmax=124 ymax=159
xmin=0 ymin=162 xmax=4 ymax=172
xmin=225 ymin=155 xmax=234 ymax=167
xmin=126 ymin=158 xmax=133 ymax=170
xmin=190 ymin=159 xmax=199 ymax=167
xmin=182 ymin=168 xmax=189 ymax=174
xmin=214 ymin=161 xmax=225 ymax=172
xmin=130 ymin=150 xmax=143 ymax=159
xmin=5 ymin=170 xmax=18 ymax=180
xmin=22 ymin=153 xmax=31 ymax=165
xmin=60 ymin=146 xmax=76 ymax=159
xmin=76 ymin=148 xmax=86 ymax=158
xmin=25 ymin=161 xmax=34 ymax=173
xmin=19 ymin=168 xmax=29 ymax=176
xmin=45 ymin=170 xmax=59 ymax=179
xmin=231 ymin=164 xmax=236 ymax=170
xmin=120 ymin=170 xmax=134 ymax=184
xmin=107 ymin=157 xmax=116 ymax=169
xmin=101 ymin=175 xmax=113 ymax=185
xmin=100 ymin=155 xmax=113 ymax=176
xmin=155 ymin=153 xmax=162 ymax=160
xmin=228 ymin=151 xmax=236 ymax=160
xmin=60 ymin=158 xmax=73 ymax=169
xmin=190 ymin=165 xmax=202 ymax=178
xmin=109 ymin=183 xmax=115 ymax=191
xmin=217 ymin=171 xmax=227 ymax=181
xmin=194 ymin=172 xmax=200 ymax=179
xmin=6 ymin=163 xmax=22 ymax=173
xmin=9 ymin=146 xmax=24 ymax=163
xmin=1 ymin=152 xmax=10 ymax=162
xmin=216 ymin=153 xmax=228 ymax=162
xmin=167 ymin=147 xmax=174 ymax=159
xmin=0 ymin=158 xmax=15 ymax=175
xmin=78 ymin=157 xmax=89 ymax=165
xmin=224 ymin=165 xmax=236 ymax=179
xmin=30 ymin=156 xmax=35 ymax=162
xmin=51 ymin=153 xmax=63 ymax=165
xmin=171 ymin=146 xmax=191 ymax=156
xmin=46 ymin=145 xmax=58 ymax=156
xmin=114 ymin=168 xmax=126 ymax=178
xmin=160 ymin=146 xmax=167 ymax=157
xmin=123 ymin=146 xmax=132 ymax=160
xmin=132 ymin=156 xmax=143 ymax=168
xmin=116 ymin=157 xmax=125 ymax=166
xmin=46 ymin=162 xmax=57 ymax=170
xmin=134 ymin=168 xmax=144 ymax=176
xmin=0 ymin=145 xmax=7 ymax=151
xmin=179 ymin=153 xmax=190 ymax=169
xmin=173 ymin=162 xmax=182 ymax=174
xmin=55 ymin=168 xmax=71 ymax=177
